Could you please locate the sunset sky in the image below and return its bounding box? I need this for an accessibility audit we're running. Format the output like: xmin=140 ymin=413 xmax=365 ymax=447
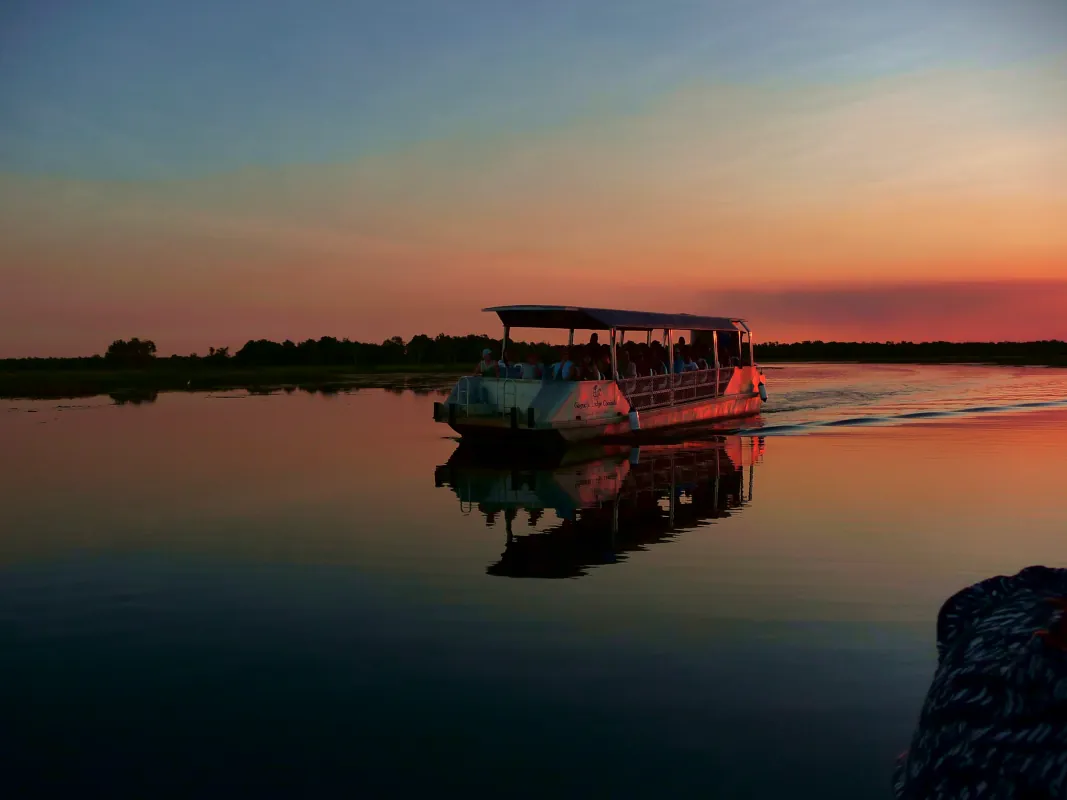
xmin=2 ymin=0 xmax=1065 ymax=356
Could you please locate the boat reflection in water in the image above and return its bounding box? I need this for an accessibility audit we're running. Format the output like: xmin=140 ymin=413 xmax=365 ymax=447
xmin=434 ymin=436 xmax=765 ymax=578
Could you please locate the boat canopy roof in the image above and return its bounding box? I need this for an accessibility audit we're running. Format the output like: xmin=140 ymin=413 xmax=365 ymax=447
xmin=484 ymin=305 xmax=745 ymax=333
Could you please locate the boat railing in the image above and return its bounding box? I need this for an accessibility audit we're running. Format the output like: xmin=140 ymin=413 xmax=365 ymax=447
xmin=500 ymin=378 xmax=518 ymax=414
xmin=619 ymin=368 xmax=737 ymax=410
xmin=456 ymin=376 xmax=476 ymax=414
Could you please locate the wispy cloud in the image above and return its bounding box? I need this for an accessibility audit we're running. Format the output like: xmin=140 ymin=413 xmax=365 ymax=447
xmin=709 ymin=280 xmax=1067 ymax=342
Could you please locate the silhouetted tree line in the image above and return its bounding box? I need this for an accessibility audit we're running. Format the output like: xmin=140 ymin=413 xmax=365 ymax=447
xmin=2 ymin=335 xmax=1066 ymax=371
xmin=0 ymin=334 xmax=554 ymax=371
xmin=104 ymin=337 xmax=157 ymax=367
xmin=230 ymin=334 xmax=562 ymax=367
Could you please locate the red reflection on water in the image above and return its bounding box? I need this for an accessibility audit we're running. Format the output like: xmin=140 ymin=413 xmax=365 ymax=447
xmin=3 ymin=371 xmax=1067 ymax=621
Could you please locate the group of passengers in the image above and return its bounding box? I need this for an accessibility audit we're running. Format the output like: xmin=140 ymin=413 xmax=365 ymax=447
xmin=475 ymin=333 xmax=741 ymax=381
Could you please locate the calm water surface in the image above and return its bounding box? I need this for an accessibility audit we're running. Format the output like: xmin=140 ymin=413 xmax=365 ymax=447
xmin=3 ymin=364 xmax=1067 ymax=798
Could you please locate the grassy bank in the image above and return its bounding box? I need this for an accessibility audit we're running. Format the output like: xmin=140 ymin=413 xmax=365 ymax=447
xmin=0 ymin=363 xmax=466 ymax=400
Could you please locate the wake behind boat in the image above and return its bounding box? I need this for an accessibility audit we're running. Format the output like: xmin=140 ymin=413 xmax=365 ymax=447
xmin=433 ymin=305 xmax=767 ymax=444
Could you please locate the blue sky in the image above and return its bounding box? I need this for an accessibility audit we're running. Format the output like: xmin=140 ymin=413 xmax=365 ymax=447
xmin=2 ymin=0 xmax=1064 ymax=180
xmin=1 ymin=0 xmax=1065 ymax=354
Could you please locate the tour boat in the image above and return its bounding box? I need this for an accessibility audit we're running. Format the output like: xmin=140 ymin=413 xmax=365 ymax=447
xmin=433 ymin=305 xmax=767 ymax=444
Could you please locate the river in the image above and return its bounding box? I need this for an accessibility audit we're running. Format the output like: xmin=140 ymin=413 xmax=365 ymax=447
xmin=4 ymin=363 xmax=1067 ymax=798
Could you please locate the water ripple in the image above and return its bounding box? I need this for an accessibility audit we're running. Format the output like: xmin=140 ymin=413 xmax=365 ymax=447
xmin=741 ymin=364 xmax=1067 ymax=435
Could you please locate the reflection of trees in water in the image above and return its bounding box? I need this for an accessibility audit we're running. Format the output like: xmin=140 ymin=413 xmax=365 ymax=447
xmin=243 ymin=383 xmax=438 ymax=398
xmin=299 ymin=383 xmax=344 ymax=396
xmin=272 ymin=381 xmax=445 ymax=397
xmin=384 ymin=385 xmax=437 ymax=397
xmin=242 ymin=384 xmax=364 ymax=397
xmin=108 ymin=388 xmax=159 ymax=405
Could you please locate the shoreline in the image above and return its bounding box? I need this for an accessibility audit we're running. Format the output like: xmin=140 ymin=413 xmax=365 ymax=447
xmin=3 ymin=358 xmax=1066 ymax=400
xmin=0 ymin=364 xmax=466 ymax=401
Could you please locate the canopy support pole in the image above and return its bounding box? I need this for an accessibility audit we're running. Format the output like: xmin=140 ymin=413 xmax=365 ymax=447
xmin=610 ymin=328 xmax=618 ymax=381
xmin=713 ymin=331 xmax=720 ymax=398
xmin=502 ymin=326 xmax=510 ymax=365
xmin=667 ymin=328 xmax=675 ymax=406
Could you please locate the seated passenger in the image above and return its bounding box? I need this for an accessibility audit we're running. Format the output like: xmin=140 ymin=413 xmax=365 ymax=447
xmin=519 ymin=352 xmax=542 ymax=380
xmin=682 ymin=347 xmax=699 ymax=372
xmin=650 ymin=343 xmax=669 ymax=374
xmin=540 ymin=349 xmax=555 ymax=381
xmin=635 ymin=343 xmax=654 ymax=376
xmin=627 ymin=344 xmax=638 ymax=371
xmin=581 ymin=353 xmax=601 ymax=380
xmin=672 ymin=346 xmax=696 ymax=374
xmin=557 ymin=347 xmax=579 ymax=381
xmin=618 ymin=349 xmax=638 ymax=379
xmin=549 ymin=346 xmax=565 ymax=379
xmin=598 ymin=344 xmax=613 ymax=379
xmin=475 ymin=348 xmax=497 ymax=376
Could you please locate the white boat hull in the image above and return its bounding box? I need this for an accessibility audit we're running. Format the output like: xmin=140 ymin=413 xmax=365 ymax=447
xmin=434 ymin=366 xmax=764 ymax=445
